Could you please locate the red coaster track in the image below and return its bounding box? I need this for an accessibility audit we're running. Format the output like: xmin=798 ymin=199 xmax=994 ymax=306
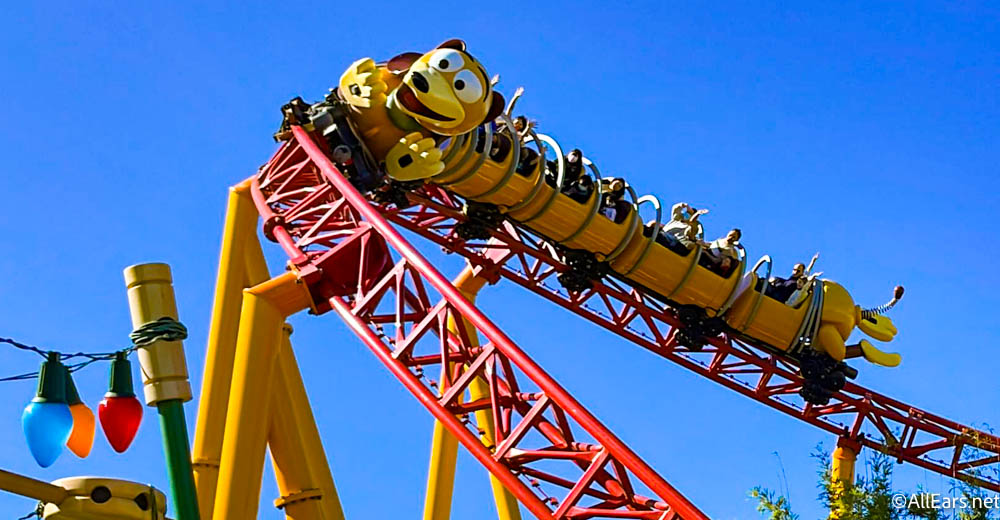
xmin=252 ymin=126 xmax=708 ymax=520
xmin=251 ymin=126 xmax=999 ymax=518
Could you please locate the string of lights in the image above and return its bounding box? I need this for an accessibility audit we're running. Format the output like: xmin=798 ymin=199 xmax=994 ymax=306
xmin=0 ymin=318 xmax=187 ymax=383
xmin=0 ymin=339 xmax=135 ymax=384
xmin=3 ymin=317 xmax=187 ymax=467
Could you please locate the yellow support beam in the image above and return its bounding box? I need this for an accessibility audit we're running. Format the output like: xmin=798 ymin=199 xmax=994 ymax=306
xmin=199 ymin=181 xmax=346 ymax=519
xmin=274 ymin=326 xmax=347 ymax=520
xmin=269 ymin=326 xmax=327 ymax=520
xmin=829 ymin=439 xmax=859 ymax=520
xmin=422 ymin=266 xmax=522 ymax=520
xmin=831 ymin=442 xmax=857 ymax=485
xmin=193 ymin=181 xmax=261 ymax=518
xmin=241 ymin=200 xmax=347 ymax=520
xmin=0 ymin=469 xmax=68 ymax=506
xmin=424 ymin=420 xmax=461 ymax=520
xmin=211 ymin=272 xmax=313 ymax=520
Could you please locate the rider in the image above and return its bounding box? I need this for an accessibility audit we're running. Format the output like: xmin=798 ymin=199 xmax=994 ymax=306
xmin=702 ymin=228 xmax=742 ymax=275
xmin=658 ymin=202 xmax=707 ymax=250
xmin=557 ymin=149 xmax=595 ymax=203
xmin=600 ymin=178 xmax=630 ymax=223
xmin=767 ymin=253 xmax=819 ymax=302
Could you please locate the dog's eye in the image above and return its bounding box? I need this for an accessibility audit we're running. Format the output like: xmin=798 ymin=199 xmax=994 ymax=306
xmin=429 ymin=49 xmax=464 ymax=72
xmin=453 ymin=70 xmax=483 ymax=103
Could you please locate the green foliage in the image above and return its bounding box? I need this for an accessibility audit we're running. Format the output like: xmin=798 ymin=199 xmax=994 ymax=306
xmin=750 ymin=486 xmax=799 ymax=520
xmin=749 ymin=444 xmax=998 ymax=520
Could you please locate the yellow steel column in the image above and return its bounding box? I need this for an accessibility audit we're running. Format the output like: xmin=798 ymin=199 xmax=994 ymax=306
xmin=193 ymin=180 xmax=261 ymax=518
xmin=467 ymin=379 xmax=520 ymax=519
xmin=242 ymin=210 xmax=347 ymax=520
xmin=269 ymin=326 xmax=326 ymax=520
xmin=831 ymin=438 xmax=858 ymax=485
xmin=423 ymin=266 xmax=521 ymax=520
xmin=831 ymin=445 xmax=857 ymax=485
xmin=274 ymin=326 xmax=347 ymax=520
xmin=829 ymin=438 xmax=859 ymax=520
xmin=212 ymin=272 xmax=312 ymax=520
xmin=424 ymin=419 xmax=461 ymax=520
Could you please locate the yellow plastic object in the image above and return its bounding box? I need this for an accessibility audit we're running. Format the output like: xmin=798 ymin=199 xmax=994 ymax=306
xmin=725 ymin=273 xmax=810 ymax=351
xmin=859 ymin=339 xmax=901 ymax=367
xmin=43 ymin=477 xmax=167 ymax=520
xmin=0 ymin=469 xmax=68 ymax=506
xmin=66 ymin=403 xmax=96 ymax=458
xmin=338 ymin=40 xmax=503 ymax=180
xmin=610 ymin=228 xmax=744 ymax=316
xmin=122 ymin=263 xmax=193 ymax=405
xmin=857 ymin=312 xmax=898 ymax=342
xmin=338 ymin=57 xmax=406 ymax=159
xmin=435 ymin=127 xmax=543 ymax=210
xmin=727 ymin=278 xmax=901 ymax=363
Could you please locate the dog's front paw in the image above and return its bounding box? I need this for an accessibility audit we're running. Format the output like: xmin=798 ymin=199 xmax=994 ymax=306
xmin=339 ymin=58 xmax=387 ymax=108
xmin=385 ymin=132 xmax=444 ymax=181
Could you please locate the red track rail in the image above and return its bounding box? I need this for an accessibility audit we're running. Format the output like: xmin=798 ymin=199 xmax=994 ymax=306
xmin=251 ymin=126 xmax=709 ymax=520
xmin=380 ymin=181 xmax=1000 ymax=492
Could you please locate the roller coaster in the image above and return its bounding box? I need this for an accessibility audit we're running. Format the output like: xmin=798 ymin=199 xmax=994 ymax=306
xmin=300 ymin=39 xmax=909 ymax=408
xmin=4 ymin=38 xmax=999 ymax=520
xmin=244 ymin=39 xmax=998 ymax=517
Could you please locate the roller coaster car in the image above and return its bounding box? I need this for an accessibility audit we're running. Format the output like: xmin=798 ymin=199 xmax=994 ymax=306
xmin=429 ymin=124 xmax=547 ymax=240
xmin=431 ymin=124 xmax=641 ymax=279
xmin=610 ymin=223 xmax=745 ymax=320
xmin=727 ymin=267 xmax=900 ymax=363
xmin=725 ymin=260 xmax=902 ymax=403
xmin=335 ymin=39 xmax=504 ymax=182
xmin=506 ymin=162 xmax=638 ymax=263
xmin=308 ymin=40 xmax=907 ymax=406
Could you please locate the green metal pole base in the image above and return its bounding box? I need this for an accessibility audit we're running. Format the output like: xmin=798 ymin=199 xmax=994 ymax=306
xmin=158 ymin=399 xmax=200 ymax=520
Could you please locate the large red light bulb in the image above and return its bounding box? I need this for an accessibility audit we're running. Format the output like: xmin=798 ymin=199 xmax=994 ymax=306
xmin=97 ymin=352 xmax=143 ymax=453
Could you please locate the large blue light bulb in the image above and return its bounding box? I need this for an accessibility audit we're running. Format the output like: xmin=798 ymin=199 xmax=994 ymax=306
xmin=22 ymin=352 xmax=73 ymax=467
xmin=22 ymin=400 xmax=73 ymax=467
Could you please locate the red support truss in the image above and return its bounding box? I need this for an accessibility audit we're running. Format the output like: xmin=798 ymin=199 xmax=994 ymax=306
xmin=380 ymin=186 xmax=1000 ymax=492
xmin=252 ymin=125 xmax=999 ymax=520
xmin=250 ymin=126 xmax=709 ymax=520
xmin=384 ymin=199 xmax=1000 ymax=491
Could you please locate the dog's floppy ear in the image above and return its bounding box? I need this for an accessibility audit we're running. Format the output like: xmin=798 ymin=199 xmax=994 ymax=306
xmin=484 ymin=91 xmax=506 ymax=124
xmin=387 ymin=52 xmax=422 ymax=74
xmin=437 ymin=39 xmax=466 ymax=51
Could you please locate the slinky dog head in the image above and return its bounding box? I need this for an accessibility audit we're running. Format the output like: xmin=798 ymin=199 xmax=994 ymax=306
xmin=388 ymin=39 xmax=504 ymax=136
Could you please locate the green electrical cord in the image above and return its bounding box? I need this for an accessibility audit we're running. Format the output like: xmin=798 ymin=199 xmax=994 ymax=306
xmin=129 ymin=317 xmax=188 ymax=347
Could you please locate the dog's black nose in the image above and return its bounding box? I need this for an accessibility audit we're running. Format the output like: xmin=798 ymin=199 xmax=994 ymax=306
xmin=411 ymin=71 xmax=429 ymax=93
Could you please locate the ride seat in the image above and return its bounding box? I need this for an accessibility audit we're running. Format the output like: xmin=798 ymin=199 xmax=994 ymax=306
xmin=515 ymin=146 xmax=539 ymax=177
xmin=755 ymin=277 xmax=810 ymax=308
xmin=698 ymin=253 xmax=738 ymax=278
xmin=644 ymin=224 xmax=693 ymax=257
xmin=487 ymin=135 xmax=513 ymax=164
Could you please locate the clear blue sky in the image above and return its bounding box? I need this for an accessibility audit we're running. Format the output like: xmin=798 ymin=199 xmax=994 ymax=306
xmin=1 ymin=2 xmax=998 ymax=519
